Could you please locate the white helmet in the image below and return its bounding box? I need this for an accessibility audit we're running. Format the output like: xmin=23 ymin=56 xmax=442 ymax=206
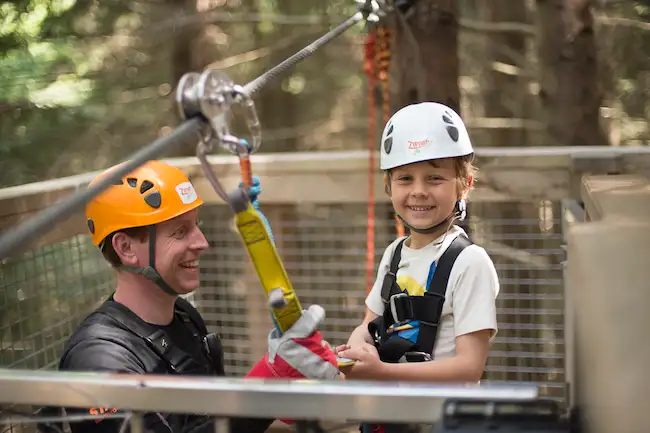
xmin=380 ymin=102 xmax=473 ymax=170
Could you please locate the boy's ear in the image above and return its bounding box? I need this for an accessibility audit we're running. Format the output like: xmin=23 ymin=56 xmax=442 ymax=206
xmin=458 ymin=175 xmax=474 ymax=201
xmin=383 ymin=171 xmax=392 ymax=197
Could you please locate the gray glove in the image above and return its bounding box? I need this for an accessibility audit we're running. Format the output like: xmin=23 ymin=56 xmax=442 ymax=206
xmin=247 ymin=305 xmax=340 ymax=381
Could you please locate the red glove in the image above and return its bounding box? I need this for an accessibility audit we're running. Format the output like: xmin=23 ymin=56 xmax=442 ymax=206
xmin=245 ymin=305 xmax=340 ymax=424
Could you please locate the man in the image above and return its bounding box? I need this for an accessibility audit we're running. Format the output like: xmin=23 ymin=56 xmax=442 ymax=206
xmin=56 ymin=160 xmax=338 ymax=433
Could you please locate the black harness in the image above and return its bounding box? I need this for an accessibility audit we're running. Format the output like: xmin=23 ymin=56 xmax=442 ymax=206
xmin=360 ymin=235 xmax=473 ymax=433
xmin=94 ymin=297 xmax=226 ymax=376
xmin=38 ymin=298 xmax=225 ymax=433
xmin=368 ymin=234 xmax=473 ymax=363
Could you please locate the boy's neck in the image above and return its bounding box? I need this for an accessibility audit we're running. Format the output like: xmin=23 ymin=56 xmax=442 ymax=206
xmin=406 ymin=224 xmax=453 ymax=249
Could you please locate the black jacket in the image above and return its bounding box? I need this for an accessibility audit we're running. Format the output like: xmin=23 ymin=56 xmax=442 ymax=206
xmin=50 ymin=296 xmax=273 ymax=433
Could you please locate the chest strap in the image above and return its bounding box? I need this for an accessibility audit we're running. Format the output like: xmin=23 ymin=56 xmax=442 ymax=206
xmin=368 ymin=234 xmax=473 ymax=362
xmin=95 ymin=298 xmax=216 ymax=375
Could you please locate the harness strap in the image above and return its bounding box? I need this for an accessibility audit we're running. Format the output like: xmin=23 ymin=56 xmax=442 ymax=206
xmin=174 ymin=297 xmax=225 ymax=375
xmin=413 ymin=234 xmax=472 ymax=358
xmin=369 ymin=234 xmax=473 ymax=361
xmin=174 ymin=297 xmax=209 ymax=336
xmin=95 ymin=299 xmax=207 ymax=374
xmin=380 ymin=238 xmax=406 ymax=304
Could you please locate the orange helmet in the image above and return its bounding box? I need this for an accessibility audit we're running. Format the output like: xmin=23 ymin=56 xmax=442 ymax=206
xmin=86 ymin=160 xmax=204 ymax=246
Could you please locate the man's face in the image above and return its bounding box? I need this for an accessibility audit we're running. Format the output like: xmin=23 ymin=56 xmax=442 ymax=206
xmin=135 ymin=209 xmax=209 ymax=294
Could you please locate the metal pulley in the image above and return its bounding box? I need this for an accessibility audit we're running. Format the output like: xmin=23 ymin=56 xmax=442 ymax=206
xmin=175 ymin=69 xmax=262 ymax=156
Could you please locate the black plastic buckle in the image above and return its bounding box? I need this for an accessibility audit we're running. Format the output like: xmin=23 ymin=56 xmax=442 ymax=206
xmin=390 ymin=293 xmax=413 ymax=323
xmin=402 ymin=351 xmax=432 ymax=363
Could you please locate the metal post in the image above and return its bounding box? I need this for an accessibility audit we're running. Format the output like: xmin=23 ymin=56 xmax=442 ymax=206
xmin=560 ymin=199 xmax=584 ymax=411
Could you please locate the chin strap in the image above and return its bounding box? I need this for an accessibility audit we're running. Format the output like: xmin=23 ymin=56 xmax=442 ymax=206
xmin=396 ymin=199 xmax=467 ymax=235
xmin=118 ymin=225 xmax=179 ymax=296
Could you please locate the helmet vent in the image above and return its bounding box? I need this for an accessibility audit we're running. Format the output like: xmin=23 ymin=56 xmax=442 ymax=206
xmin=127 ymin=177 xmax=138 ymax=188
xmin=384 ymin=121 xmax=394 ymax=154
xmin=140 ymin=180 xmax=154 ymax=194
xmin=383 ymin=137 xmax=393 ymax=154
xmin=144 ymin=191 xmax=162 ymax=209
xmin=87 ymin=218 xmax=95 ymax=234
xmin=442 ymin=111 xmax=459 ymax=142
xmin=111 ymin=179 xmax=124 ymax=186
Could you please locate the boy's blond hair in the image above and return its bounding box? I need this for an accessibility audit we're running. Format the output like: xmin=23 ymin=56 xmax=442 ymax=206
xmin=383 ymin=154 xmax=477 ymax=199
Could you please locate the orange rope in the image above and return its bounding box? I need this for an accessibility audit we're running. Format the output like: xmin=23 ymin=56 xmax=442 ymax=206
xmin=239 ymin=154 xmax=253 ymax=189
xmin=363 ymin=31 xmax=377 ymax=294
xmin=375 ymin=26 xmax=405 ymax=238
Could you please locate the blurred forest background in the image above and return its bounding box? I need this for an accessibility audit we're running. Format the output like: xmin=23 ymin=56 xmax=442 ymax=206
xmin=1 ymin=1 xmax=649 ymax=406
xmin=1 ymin=0 xmax=649 ymax=188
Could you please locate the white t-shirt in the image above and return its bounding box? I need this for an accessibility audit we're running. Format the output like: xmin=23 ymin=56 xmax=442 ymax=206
xmin=366 ymin=225 xmax=499 ymax=360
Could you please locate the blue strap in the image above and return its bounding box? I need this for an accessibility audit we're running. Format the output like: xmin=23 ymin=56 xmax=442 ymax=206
xmin=238 ymin=139 xmax=275 ymax=246
xmin=424 ymin=260 xmax=438 ymax=294
xmin=241 ymin=175 xmax=275 ymax=245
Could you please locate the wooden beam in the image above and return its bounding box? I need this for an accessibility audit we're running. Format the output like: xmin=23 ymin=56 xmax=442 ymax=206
xmin=1 ymin=147 xmax=649 ymax=254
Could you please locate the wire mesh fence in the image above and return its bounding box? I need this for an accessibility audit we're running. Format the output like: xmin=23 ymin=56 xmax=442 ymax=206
xmin=0 ymin=235 xmax=114 ymax=371
xmin=0 ymin=199 xmax=567 ymax=415
xmin=194 ymin=200 xmax=566 ymax=403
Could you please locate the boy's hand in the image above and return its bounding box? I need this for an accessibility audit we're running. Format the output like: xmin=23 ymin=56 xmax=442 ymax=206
xmin=336 ymin=342 xmax=379 ymax=359
xmin=336 ymin=345 xmax=385 ymax=380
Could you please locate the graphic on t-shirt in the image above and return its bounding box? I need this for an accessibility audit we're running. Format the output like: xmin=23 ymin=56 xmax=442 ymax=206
xmin=396 ymin=275 xmax=425 ymax=297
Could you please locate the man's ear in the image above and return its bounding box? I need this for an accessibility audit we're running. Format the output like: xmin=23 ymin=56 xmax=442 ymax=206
xmin=112 ymin=232 xmax=138 ymax=266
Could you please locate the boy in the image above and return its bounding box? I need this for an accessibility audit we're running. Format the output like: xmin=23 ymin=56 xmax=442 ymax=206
xmin=338 ymin=102 xmax=499 ymax=384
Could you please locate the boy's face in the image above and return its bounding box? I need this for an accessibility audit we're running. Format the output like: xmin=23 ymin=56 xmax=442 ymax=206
xmin=389 ymin=158 xmax=462 ymax=231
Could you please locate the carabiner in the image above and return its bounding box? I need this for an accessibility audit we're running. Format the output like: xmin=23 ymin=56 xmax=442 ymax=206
xmin=232 ymin=85 xmax=262 ymax=154
xmin=196 ymin=135 xmax=229 ymax=204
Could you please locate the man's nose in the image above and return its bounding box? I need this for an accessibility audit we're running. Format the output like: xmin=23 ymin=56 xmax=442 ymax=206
xmin=191 ymin=227 xmax=209 ymax=251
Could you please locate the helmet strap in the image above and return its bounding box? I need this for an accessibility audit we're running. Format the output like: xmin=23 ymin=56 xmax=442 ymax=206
xmin=118 ymin=225 xmax=179 ymax=297
xmin=396 ymin=199 xmax=467 ymax=236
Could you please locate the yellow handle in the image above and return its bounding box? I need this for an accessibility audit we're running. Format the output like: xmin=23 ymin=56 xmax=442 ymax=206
xmin=232 ymin=202 xmax=302 ymax=333
xmin=233 ymin=201 xmax=355 ymax=368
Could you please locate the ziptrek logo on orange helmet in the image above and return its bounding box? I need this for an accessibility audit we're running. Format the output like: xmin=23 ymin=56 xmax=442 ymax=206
xmin=175 ymin=181 xmax=198 ymax=204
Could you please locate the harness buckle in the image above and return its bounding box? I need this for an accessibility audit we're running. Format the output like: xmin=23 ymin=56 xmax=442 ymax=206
xmin=389 ymin=292 xmax=411 ymax=324
xmin=401 ymin=351 xmax=432 ymax=363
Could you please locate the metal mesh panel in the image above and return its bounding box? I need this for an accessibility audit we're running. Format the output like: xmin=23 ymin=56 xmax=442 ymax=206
xmin=0 ymin=235 xmax=115 ymax=371
xmin=194 ymin=200 xmax=566 ymax=403
xmin=0 ymin=199 xmax=566 ymax=416
xmin=0 ymin=235 xmax=115 ymax=433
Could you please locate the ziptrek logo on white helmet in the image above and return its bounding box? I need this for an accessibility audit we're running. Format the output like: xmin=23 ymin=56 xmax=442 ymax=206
xmin=380 ymin=102 xmax=473 ymax=171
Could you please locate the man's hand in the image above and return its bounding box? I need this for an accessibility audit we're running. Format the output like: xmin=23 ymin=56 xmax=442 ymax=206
xmin=246 ymin=304 xmax=339 ymax=381
xmin=335 ymin=346 xmax=386 ymax=380
xmin=246 ymin=305 xmax=339 ymax=426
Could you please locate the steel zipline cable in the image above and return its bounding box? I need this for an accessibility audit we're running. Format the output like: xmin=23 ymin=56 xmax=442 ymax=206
xmin=0 ymin=1 xmax=382 ymax=261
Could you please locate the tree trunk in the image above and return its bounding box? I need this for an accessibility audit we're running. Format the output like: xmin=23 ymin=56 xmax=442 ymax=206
xmin=390 ymin=0 xmax=460 ymax=113
xmin=484 ymin=0 xmax=531 ymax=147
xmin=252 ymin=0 xmax=302 ymax=153
xmin=536 ymin=0 xmax=609 ymax=146
xmin=168 ymin=0 xmax=204 ymax=156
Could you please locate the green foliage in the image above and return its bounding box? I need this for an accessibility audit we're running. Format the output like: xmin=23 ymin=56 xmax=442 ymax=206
xmin=0 ymin=0 xmax=369 ymax=187
xmin=0 ymin=0 xmax=144 ymax=186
